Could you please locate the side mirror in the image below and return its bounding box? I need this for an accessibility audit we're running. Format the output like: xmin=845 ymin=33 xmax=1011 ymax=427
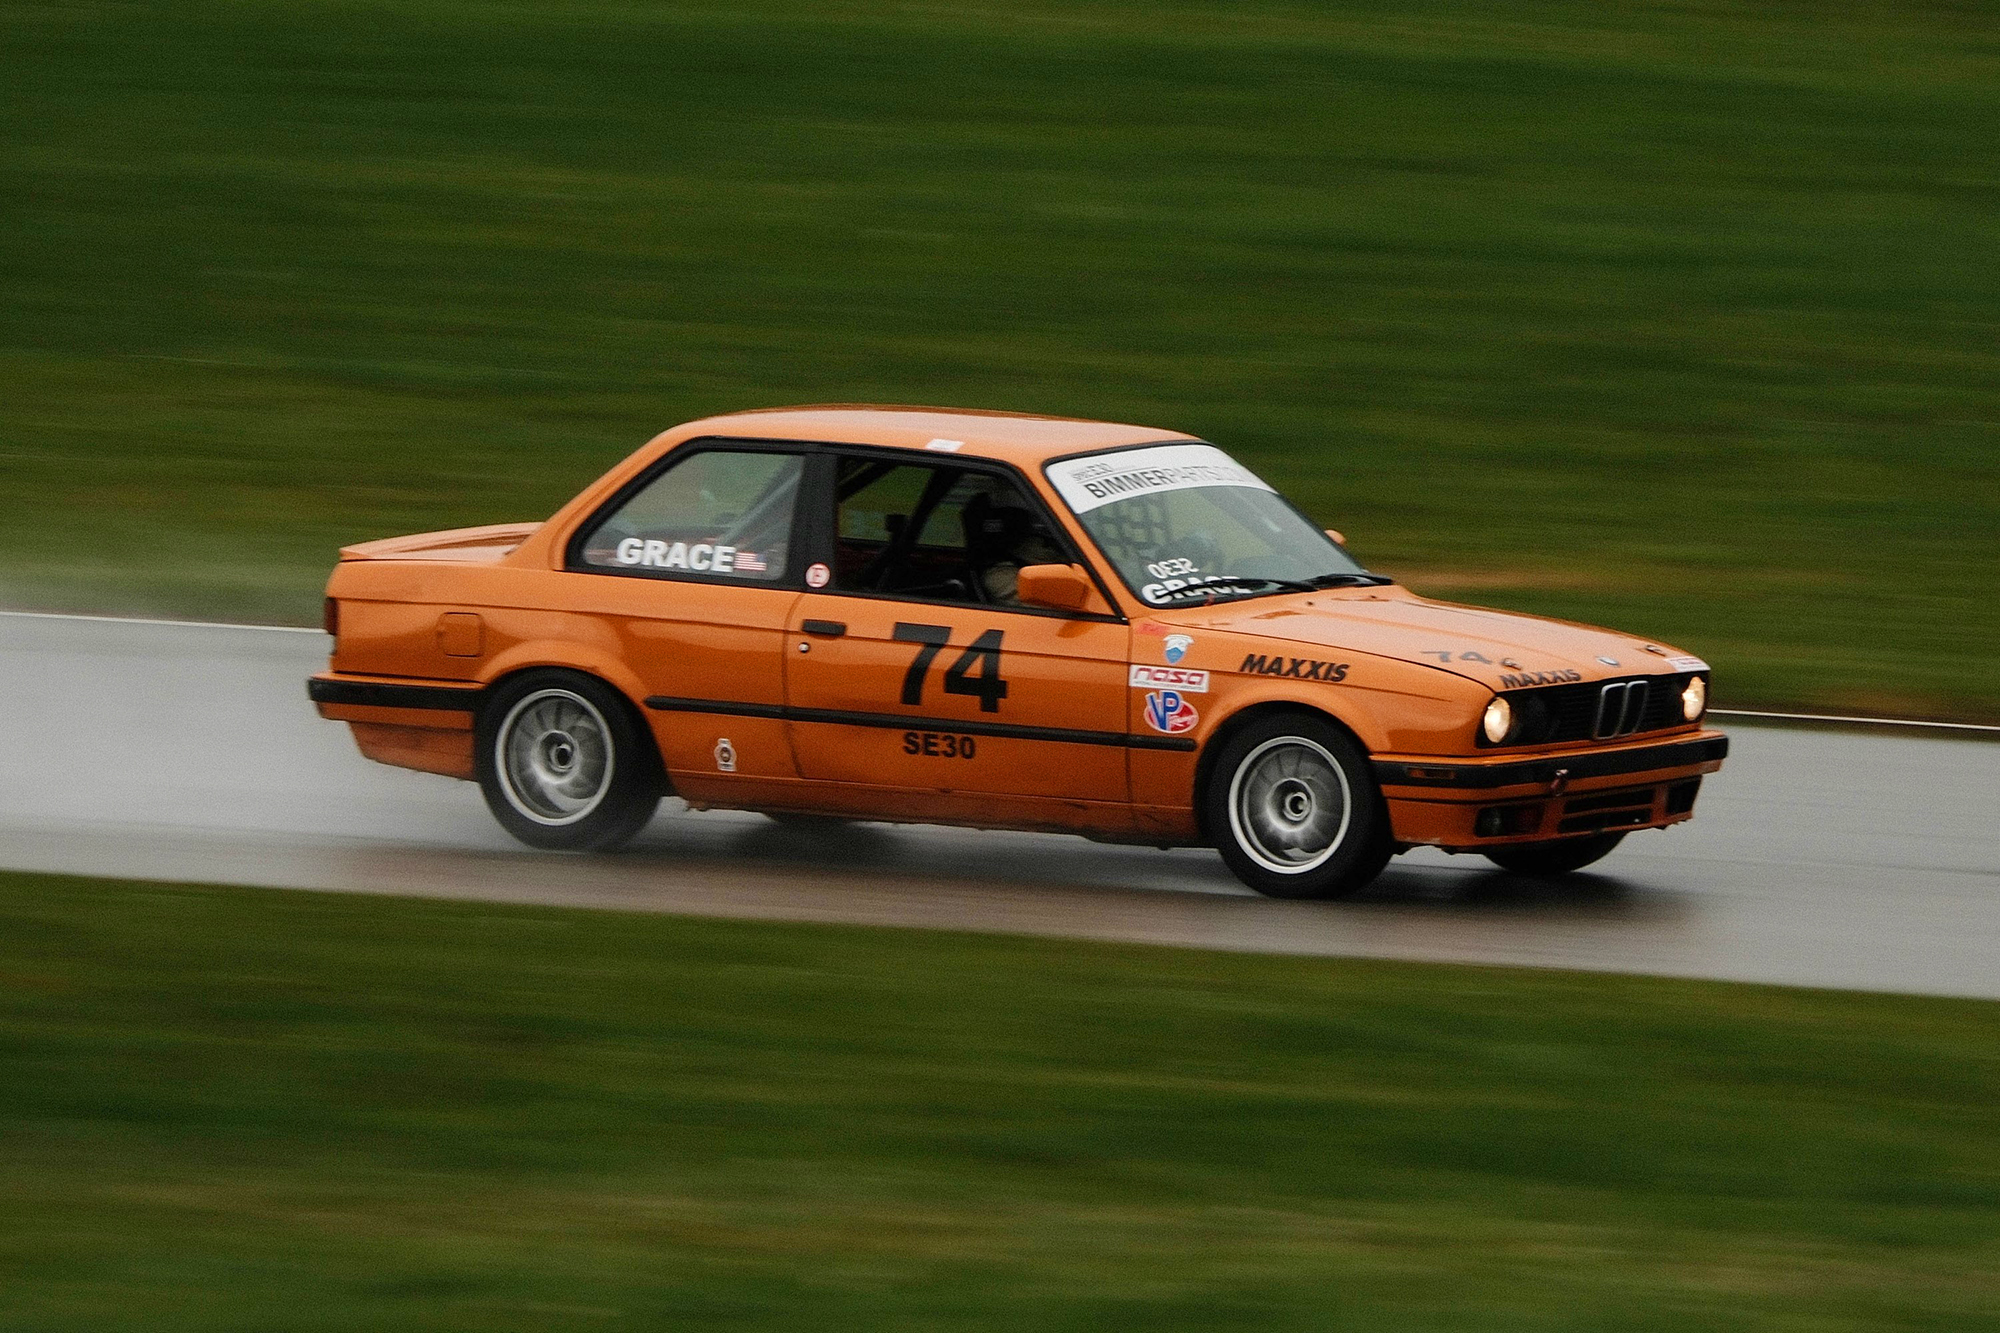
xmin=1324 ymin=528 xmax=1347 ymax=546
xmin=1016 ymin=563 xmax=1093 ymax=612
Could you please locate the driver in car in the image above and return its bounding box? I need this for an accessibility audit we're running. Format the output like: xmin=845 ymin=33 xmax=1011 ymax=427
xmin=965 ymin=497 xmax=1069 ymax=606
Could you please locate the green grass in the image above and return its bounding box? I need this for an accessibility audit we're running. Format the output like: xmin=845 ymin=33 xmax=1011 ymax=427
xmin=3 ymin=1 xmax=1997 ymax=718
xmin=2 ymin=870 xmax=1998 ymax=1330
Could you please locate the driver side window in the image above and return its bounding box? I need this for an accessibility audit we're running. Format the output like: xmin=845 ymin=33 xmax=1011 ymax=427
xmin=830 ymin=459 xmax=1069 ymax=607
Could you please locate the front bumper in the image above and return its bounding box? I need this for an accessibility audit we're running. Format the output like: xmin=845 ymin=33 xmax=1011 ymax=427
xmin=1375 ymin=729 xmax=1727 ymax=851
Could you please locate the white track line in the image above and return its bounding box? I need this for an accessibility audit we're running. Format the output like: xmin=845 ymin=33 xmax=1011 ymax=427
xmin=1709 ymin=708 xmax=2000 ymax=734
xmin=6 ymin=610 xmax=1994 ymax=734
xmin=0 ymin=609 xmax=323 ymax=634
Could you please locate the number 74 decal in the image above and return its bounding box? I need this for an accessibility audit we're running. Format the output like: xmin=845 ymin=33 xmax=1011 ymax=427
xmin=892 ymin=624 xmax=1009 ymax=712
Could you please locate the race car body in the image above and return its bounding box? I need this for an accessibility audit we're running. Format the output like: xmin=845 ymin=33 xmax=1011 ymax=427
xmin=310 ymin=406 xmax=1726 ymax=897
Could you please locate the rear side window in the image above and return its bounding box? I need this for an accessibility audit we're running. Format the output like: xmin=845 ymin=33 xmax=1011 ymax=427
xmin=576 ymin=449 xmax=801 ymax=581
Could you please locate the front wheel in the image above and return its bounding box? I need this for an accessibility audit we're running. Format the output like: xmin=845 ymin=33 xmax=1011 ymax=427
xmin=1483 ymin=833 xmax=1624 ymax=876
xmin=476 ymin=670 xmax=661 ymax=851
xmin=1204 ymin=712 xmax=1393 ymax=899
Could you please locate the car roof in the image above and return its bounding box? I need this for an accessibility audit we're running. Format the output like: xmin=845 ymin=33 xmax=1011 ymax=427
xmin=670 ymin=404 xmax=1199 ymax=468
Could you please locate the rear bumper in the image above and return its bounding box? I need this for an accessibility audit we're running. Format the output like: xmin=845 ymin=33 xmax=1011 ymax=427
xmin=308 ymin=674 xmax=482 ymax=716
xmin=308 ymin=672 xmax=481 ymax=780
xmin=1376 ymin=730 xmax=1727 ymax=851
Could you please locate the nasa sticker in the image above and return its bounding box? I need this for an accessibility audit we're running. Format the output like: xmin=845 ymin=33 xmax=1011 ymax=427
xmin=1162 ymin=633 xmax=1193 ymax=665
xmin=1143 ymin=690 xmax=1200 ymax=735
xmin=805 ymin=562 xmax=831 ymax=589
xmin=713 ymin=737 xmax=737 ymax=773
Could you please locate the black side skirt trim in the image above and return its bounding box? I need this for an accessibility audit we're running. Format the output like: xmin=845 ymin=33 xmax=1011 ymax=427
xmin=1374 ymin=735 xmax=1729 ymax=789
xmin=645 ymin=696 xmax=786 ymax=721
xmin=309 ymin=678 xmax=481 ymax=713
xmin=644 ymin=695 xmax=1197 ymax=752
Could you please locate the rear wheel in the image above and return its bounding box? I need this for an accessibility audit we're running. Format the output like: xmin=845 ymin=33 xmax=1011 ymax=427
xmin=476 ymin=670 xmax=661 ymax=851
xmin=1483 ymin=832 xmax=1624 ymax=875
xmin=1204 ymin=712 xmax=1392 ymax=899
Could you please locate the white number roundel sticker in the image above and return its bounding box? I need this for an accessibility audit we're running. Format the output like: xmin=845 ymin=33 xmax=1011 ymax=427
xmin=805 ymin=562 xmax=831 ymax=588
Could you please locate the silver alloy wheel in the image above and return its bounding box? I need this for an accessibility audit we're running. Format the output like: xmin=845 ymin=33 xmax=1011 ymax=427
xmin=1225 ymin=735 xmax=1352 ymax=875
xmin=494 ymin=688 xmax=615 ymax=826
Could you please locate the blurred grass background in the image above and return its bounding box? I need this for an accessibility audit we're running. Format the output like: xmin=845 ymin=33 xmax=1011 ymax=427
xmin=2 ymin=0 xmax=1995 ymax=718
xmin=4 ymin=870 xmax=1997 ymax=1331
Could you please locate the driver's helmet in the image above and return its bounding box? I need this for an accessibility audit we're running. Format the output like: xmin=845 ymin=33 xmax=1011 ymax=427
xmin=961 ymin=490 xmax=1055 ymax=566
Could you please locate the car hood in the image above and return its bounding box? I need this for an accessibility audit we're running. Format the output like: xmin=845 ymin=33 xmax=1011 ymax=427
xmin=1162 ymin=588 xmax=1703 ymax=690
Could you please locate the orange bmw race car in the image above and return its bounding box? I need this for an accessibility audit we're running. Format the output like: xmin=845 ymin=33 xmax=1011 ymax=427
xmin=309 ymin=406 xmax=1726 ymax=898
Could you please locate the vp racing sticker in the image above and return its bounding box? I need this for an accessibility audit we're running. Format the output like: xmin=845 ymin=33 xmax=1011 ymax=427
xmin=1143 ymin=690 xmax=1200 ymax=734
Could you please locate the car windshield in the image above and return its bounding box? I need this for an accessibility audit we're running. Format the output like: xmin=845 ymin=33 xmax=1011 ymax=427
xmin=1045 ymin=443 xmax=1380 ymax=606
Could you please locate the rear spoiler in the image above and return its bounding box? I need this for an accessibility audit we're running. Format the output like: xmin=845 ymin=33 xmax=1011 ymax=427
xmin=338 ymin=522 xmax=542 ymax=562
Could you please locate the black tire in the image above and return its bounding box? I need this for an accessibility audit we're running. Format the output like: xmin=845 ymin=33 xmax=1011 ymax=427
xmin=476 ymin=670 xmax=662 ymax=851
xmin=1483 ymin=832 xmax=1624 ymax=876
xmin=1203 ymin=711 xmax=1393 ymax=899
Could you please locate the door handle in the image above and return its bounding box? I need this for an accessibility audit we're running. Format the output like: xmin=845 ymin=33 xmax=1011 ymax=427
xmin=801 ymin=619 xmax=847 ymax=637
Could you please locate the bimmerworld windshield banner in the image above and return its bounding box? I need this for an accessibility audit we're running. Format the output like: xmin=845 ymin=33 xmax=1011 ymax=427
xmin=1046 ymin=443 xmax=1275 ymax=514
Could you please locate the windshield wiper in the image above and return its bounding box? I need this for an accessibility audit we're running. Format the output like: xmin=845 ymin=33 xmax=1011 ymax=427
xmin=1306 ymin=572 xmax=1395 ymax=589
xmin=1150 ymin=576 xmax=1318 ymax=603
xmin=1149 ymin=572 xmax=1394 ymax=605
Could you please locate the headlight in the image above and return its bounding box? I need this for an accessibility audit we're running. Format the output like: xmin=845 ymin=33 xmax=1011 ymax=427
xmin=1681 ymin=675 xmax=1707 ymax=721
xmin=1481 ymin=695 xmax=1513 ymax=744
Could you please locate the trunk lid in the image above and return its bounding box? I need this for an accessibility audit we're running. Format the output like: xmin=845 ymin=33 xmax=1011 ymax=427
xmin=338 ymin=522 xmax=542 ymax=564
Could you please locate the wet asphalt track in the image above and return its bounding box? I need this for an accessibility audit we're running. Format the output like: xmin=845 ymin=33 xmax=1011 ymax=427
xmin=2 ymin=611 xmax=1996 ymax=998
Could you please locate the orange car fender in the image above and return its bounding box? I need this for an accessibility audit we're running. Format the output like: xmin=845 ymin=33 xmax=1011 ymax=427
xmin=1197 ymin=680 xmax=1388 ymax=754
xmin=1180 ymin=633 xmax=1411 ymax=752
xmin=477 ymin=633 xmax=652 ymax=719
xmin=1127 ymin=667 xmax=1378 ymax=815
xmin=1192 ymin=681 xmax=1377 ymax=802
xmin=1210 ymin=645 xmax=1491 ymax=752
xmin=1143 ymin=644 xmax=1487 ymax=814
xmin=468 ymin=630 xmax=678 ymax=779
